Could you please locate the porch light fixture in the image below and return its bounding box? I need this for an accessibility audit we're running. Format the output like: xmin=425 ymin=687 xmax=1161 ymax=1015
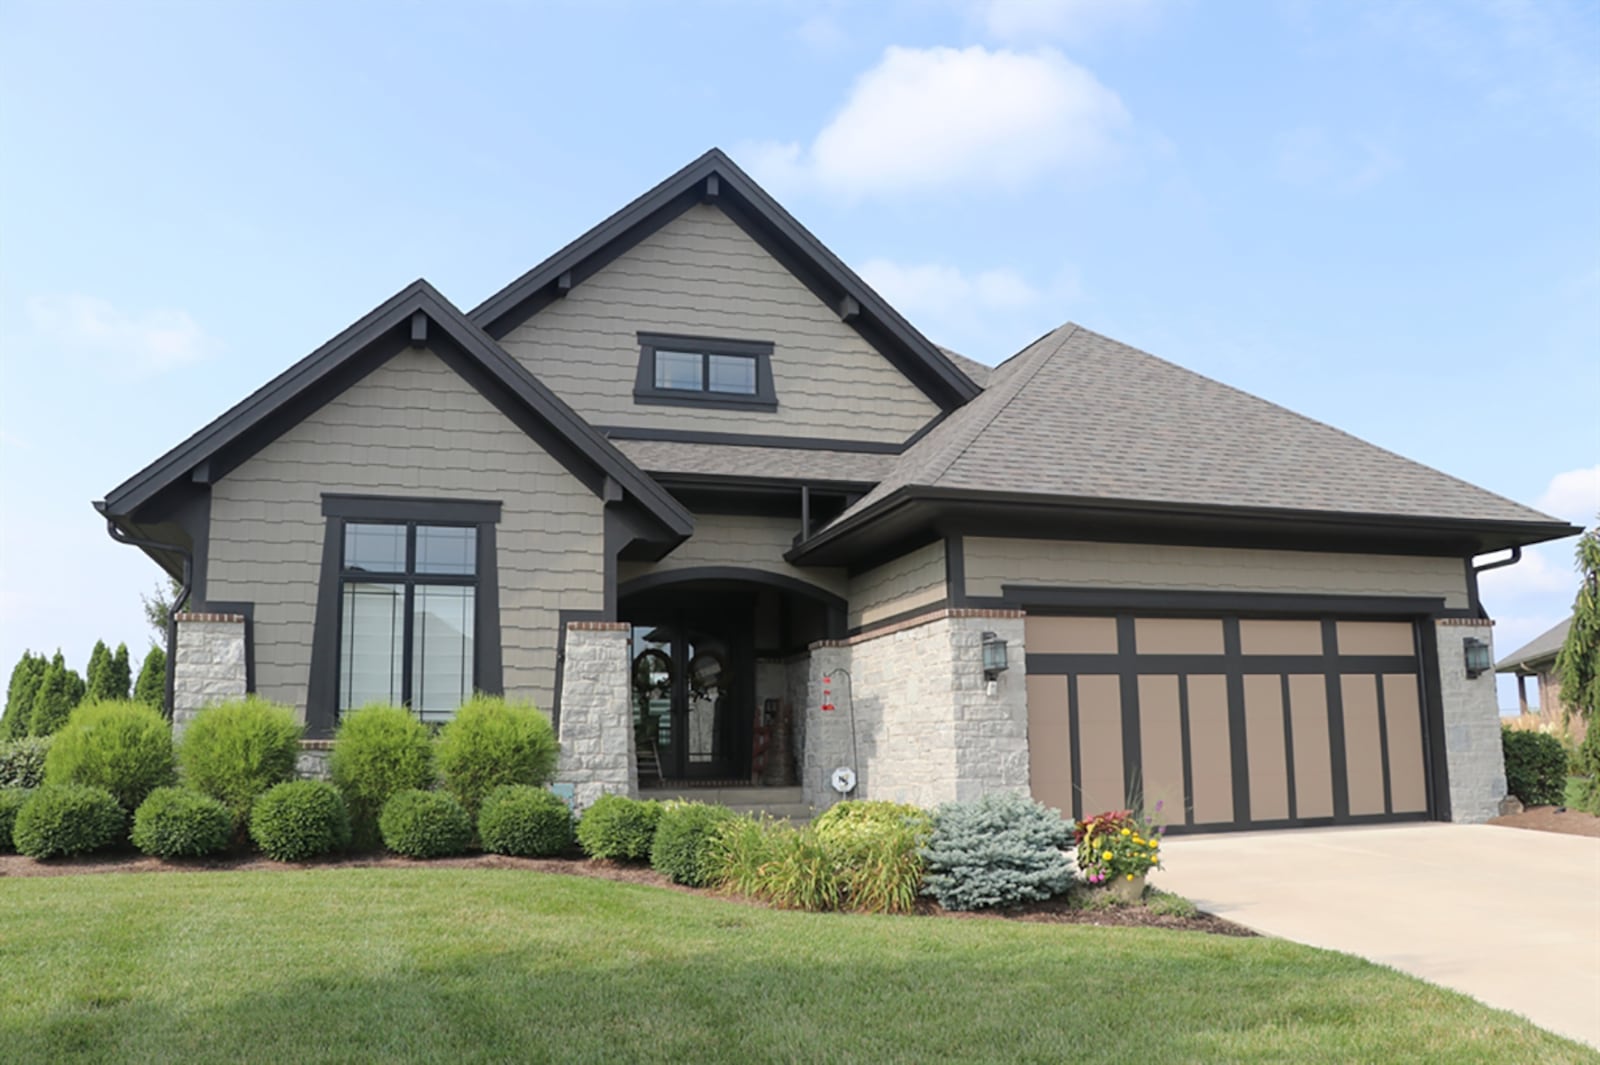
xmin=981 ymin=631 xmax=1009 ymax=682
xmin=1463 ymin=637 xmax=1492 ymax=679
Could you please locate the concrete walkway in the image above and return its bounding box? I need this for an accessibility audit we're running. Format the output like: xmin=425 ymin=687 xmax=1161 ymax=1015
xmin=1155 ymin=823 xmax=1600 ymax=1049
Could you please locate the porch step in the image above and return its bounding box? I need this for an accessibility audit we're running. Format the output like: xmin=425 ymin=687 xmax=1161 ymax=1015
xmin=640 ymin=786 xmax=812 ymax=823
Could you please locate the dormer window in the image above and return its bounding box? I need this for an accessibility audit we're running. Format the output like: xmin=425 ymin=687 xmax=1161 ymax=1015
xmin=634 ymin=332 xmax=777 ymax=411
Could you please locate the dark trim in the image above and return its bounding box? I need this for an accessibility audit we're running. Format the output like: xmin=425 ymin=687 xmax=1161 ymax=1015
xmin=1067 ymin=674 xmax=1083 ymax=822
xmin=1278 ymin=673 xmax=1297 ymax=820
xmin=1374 ymin=672 xmax=1393 ymax=815
xmin=550 ymin=609 xmax=609 ymax=735
xmin=633 ymin=332 xmax=778 ymax=411
xmin=1222 ymin=618 xmax=1251 ymax=825
xmin=844 ymin=597 xmax=953 ymax=638
xmin=944 ymin=534 xmax=968 ymax=607
xmin=898 ymin=408 xmax=953 ymax=452
xmin=1027 ymin=652 xmax=1419 ymax=675
xmin=1321 ymin=618 xmax=1351 ymax=821
xmin=1417 ymin=619 xmax=1452 ymax=821
xmin=475 ymin=525 xmax=502 ymax=696
xmin=322 ymin=494 xmax=501 ymax=524
xmin=617 ymin=565 xmax=847 ymax=615
xmin=305 ymin=515 xmax=344 ymax=738
xmin=599 ymin=425 xmax=905 ymax=455
xmin=1116 ymin=615 xmax=1143 ymax=813
xmin=603 ymin=508 xmax=629 ymax=620
xmin=1162 ymin=810 xmax=1432 ymax=838
xmin=1001 ymin=587 xmax=1448 ymax=618
xmin=468 ymin=148 xmax=980 ymax=409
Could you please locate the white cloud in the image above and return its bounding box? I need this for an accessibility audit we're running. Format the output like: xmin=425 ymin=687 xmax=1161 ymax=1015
xmin=744 ymin=46 xmax=1129 ymax=198
xmin=1535 ymin=465 xmax=1600 ymax=527
xmin=26 ymin=293 xmax=218 ymax=376
xmin=978 ymin=0 xmax=1160 ymax=42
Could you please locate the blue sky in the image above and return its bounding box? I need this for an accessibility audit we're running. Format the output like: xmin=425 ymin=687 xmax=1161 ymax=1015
xmin=1 ymin=0 xmax=1596 ymax=710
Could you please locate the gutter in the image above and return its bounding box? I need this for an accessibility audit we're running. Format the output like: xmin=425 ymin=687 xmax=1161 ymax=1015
xmin=96 ymin=503 xmax=192 ymax=720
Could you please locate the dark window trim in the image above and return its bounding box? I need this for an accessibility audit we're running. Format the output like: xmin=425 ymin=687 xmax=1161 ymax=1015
xmin=633 ymin=332 xmax=777 ymax=411
xmin=305 ymin=495 xmax=502 ymax=738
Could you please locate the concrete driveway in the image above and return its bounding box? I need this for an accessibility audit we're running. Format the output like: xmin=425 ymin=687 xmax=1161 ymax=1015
xmin=1155 ymin=823 xmax=1600 ymax=1049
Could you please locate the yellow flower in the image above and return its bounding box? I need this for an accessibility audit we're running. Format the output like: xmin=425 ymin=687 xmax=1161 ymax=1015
xmin=1132 ymin=836 xmax=1144 ymax=845
xmin=1126 ymin=874 xmax=1134 ymax=881
xmin=1149 ymin=855 xmax=1158 ymax=862
xmin=1102 ymin=851 xmax=1113 ymax=861
xmin=1120 ymin=828 xmax=1131 ymax=837
xmin=1149 ymin=840 xmax=1158 ymax=849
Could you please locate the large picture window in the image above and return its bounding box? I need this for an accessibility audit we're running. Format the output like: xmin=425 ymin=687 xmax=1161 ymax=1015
xmin=633 ymin=332 xmax=777 ymax=411
xmin=307 ymin=496 xmax=501 ymax=736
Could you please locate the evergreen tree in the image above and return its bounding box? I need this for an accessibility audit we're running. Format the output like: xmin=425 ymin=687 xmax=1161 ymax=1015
xmin=84 ymin=641 xmax=111 ymax=702
xmin=107 ymin=643 xmax=132 ymax=702
xmin=1555 ymin=523 xmax=1599 ymax=721
xmin=2 ymin=652 xmax=47 ymax=739
xmin=29 ymin=651 xmax=76 ymax=736
xmin=134 ymin=646 xmax=167 ymax=715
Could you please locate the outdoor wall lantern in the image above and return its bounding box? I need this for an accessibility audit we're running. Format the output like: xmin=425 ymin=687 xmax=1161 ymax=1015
xmin=1463 ymin=637 xmax=1492 ymax=680
xmin=982 ymin=631 xmax=1009 ymax=682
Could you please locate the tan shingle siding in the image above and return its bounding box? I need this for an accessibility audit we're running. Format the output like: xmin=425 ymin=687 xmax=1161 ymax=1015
xmin=848 ymin=540 xmax=948 ymax=628
xmin=500 ymin=204 xmax=940 ymax=444
xmin=618 ymin=512 xmax=847 ymax=601
xmin=207 ymin=347 xmax=604 ymax=722
xmin=964 ymin=538 xmax=1469 ymax=609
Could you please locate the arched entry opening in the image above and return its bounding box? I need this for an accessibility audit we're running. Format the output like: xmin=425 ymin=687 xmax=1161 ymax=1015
xmin=618 ymin=567 xmax=844 ymax=785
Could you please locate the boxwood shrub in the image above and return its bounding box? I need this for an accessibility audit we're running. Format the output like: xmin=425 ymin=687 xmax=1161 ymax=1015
xmin=330 ymin=703 xmax=435 ymax=849
xmin=12 ymin=783 xmax=125 ymax=859
xmin=250 ymin=780 xmax=350 ymax=861
xmin=650 ymin=801 xmax=737 ymax=886
xmin=44 ymin=699 xmax=175 ymax=811
xmin=921 ymin=792 xmax=1074 ymax=911
xmin=379 ymin=789 xmax=472 ymax=859
xmin=435 ymin=696 xmax=559 ymax=817
xmin=0 ymin=736 xmax=52 ymax=790
xmin=180 ymin=697 xmax=302 ymax=828
xmin=1502 ymin=728 xmax=1569 ymax=807
xmin=478 ymin=785 xmax=574 ymax=857
xmin=0 ymin=787 xmax=32 ymax=852
xmin=576 ymin=794 xmax=662 ymax=861
xmin=131 ymin=787 xmax=233 ymax=859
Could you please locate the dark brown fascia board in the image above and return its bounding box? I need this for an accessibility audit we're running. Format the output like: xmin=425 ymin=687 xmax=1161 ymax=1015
xmin=785 ymin=486 xmax=1582 ymax=566
xmin=465 ymin=148 xmax=980 ymax=409
xmin=99 ymin=279 xmax=693 ymax=541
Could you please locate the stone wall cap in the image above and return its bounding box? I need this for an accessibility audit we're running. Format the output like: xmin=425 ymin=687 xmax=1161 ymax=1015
xmin=567 ymin=621 xmax=631 ymax=632
xmin=300 ymin=739 xmax=336 ymax=751
xmin=174 ymin=612 xmax=246 ymax=624
xmin=1436 ymin=617 xmax=1495 ymax=627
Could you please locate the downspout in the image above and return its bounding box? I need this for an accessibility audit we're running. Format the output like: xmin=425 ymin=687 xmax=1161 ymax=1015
xmin=101 ymin=513 xmax=192 ymax=720
xmin=1469 ymin=546 xmax=1521 ymax=619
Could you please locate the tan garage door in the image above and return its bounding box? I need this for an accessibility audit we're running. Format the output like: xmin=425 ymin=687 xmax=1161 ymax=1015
xmin=1025 ymin=614 xmax=1433 ymax=833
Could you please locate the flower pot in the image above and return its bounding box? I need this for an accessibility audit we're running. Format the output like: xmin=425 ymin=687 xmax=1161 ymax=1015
xmin=1108 ymin=873 xmax=1146 ymax=904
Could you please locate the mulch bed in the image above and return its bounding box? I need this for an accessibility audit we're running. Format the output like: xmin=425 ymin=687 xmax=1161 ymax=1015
xmin=1488 ymin=804 xmax=1600 ymax=838
xmin=0 ymin=850 xmax=1250 ymax=936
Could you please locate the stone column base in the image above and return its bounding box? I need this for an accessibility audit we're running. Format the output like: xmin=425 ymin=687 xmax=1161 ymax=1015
xmin=172 ymin=612 xmax=248 ymax=741
xmin=554 ymin=622 xmax=636 ymax=809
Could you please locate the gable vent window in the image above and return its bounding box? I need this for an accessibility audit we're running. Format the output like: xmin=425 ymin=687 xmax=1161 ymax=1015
xmin=635 ymin=333 xmax=777 ymax=411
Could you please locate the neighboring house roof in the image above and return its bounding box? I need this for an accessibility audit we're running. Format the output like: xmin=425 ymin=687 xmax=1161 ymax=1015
xmin=1496 ymin=617 xmax=1572 ymax=673
xmin=611 ymin=438 xmax=894 ymax=486
xmin=793 ymin=323 xmax=1577 ymax=562
xmin=468 ymin=148 xmax=980 ymax=411
xmin=97 ymin=280 xmax=694 ymax=542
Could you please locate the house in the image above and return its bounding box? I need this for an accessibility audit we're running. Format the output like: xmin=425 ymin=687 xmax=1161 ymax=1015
xmin=96 ymin=149 xmax=1579 ymax=831
xmin=1497 ymin=618 xmax=1584 ymax=742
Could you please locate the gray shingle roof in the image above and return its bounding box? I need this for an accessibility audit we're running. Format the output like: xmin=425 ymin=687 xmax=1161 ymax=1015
xmin=611 ymin=438 xmax=894 ymax=483
xmin=827 ymin=322 xmax=1562 ymax=530
xmin=1496 ymin=617 xmax=1572 ymax=672
xmin=938 ymin=347 xmax=991 ymax=389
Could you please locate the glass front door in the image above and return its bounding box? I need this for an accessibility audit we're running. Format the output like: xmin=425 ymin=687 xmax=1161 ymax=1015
xmin=629 ymin=612 xmax=750 ymax=781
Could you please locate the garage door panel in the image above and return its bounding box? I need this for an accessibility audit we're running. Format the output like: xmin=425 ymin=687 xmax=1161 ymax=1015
xmin=1026 ymin=675 xmax=1072 ymax=817
xmin=1383 ymin=674 xmax=1429 ymax=813
xmin=1341 ymin=674 xmax=1387 ymax=816
xmin=1137 ymin=675 xmax=1187 ymax=826
xmin=1135 ymin=618 xmax=1225 ymax=655
xmin=1028 ymin=616 xmax=1118 ymax=655
xmin=1243 ymin=675 xmax=1290 ymax=821
xmin=1288 ymin=674 xmax=1334 ymax=819
xmin=1186 ymin=675 xmax=1234 ymax=825
xmin=1239 ymin=619 xmax=1323 ymax=656
xmin=1077 ymin=674 xmax=1125 ymax=815
xmin=1336 ymin=621 xmax=1414 ymax=656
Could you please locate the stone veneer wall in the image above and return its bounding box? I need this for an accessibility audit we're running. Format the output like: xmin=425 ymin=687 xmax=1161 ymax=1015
xmin=172 ymin=613 xmax=248 ymax=741
xmin=799 ymin=609 xmax=1031 ymax=810
xmin=1435 ymin=617 xmax=1508 ymax=823
xmin=554 ymin=622 xmax=636 ymax=808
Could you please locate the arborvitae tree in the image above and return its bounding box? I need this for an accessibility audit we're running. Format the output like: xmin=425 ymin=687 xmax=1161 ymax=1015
xmin=100 ymin=643 xmax=132 ymax=703
xmin=63 ymin=668 xmax=86 ymax=710
xmin=29 ymin=651 xmax=76 ymax=736
xmin=84 ymin=641 xmax=112 ymax=702
xmin=134 ymin=646 xmax=167 ymax=716
xmin=3 ymin=652 xmax=47 ymax=739
xmin=1555 ymin=523 xmax=1599 ymax=721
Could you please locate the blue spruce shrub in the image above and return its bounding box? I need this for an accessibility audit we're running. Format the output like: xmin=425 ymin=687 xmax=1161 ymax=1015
xmin=921 ymin=792 xmax=1074 ymax=911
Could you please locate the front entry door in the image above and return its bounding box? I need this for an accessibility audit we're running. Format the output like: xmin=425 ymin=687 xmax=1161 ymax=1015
xmin=629 ymin=602 xmax=753 ymax=781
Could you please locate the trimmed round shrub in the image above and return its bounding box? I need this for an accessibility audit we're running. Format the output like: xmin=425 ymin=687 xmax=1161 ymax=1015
xmin=250 ymin=780 xmax=350 ymax=861
xmin=0 ymin=736 xmax=52 ymax=789
xmin=478 ymin=785 xmax=574 ymax=857
xmin=379 ymin=789 xmax=472 ymax=859
xmin=1502 ymin=728 xmax=1568 ymax=807
xmin=131 ymin=787 xmax=233 ymax=859
xmin=0 ymin=787 xmax=33 ymax=852
xmin=921 ymin=793 xmax=1074 ymax=911
xmin=576 ymin=794 xmax=662 ymax=861
xmin=435 ymin=695 xmax=558 ymax=817
xmin=44 ymin=699 xmax=175 ymax=811
xmin=12 ymin=784 xmax=125 ymax=859
xmin=179 ymin=698 xmax=302 ymax=828
xmin=330 ymin=703 xmax=435 ymax=849
xmin=650 ymin=801 xmax=737 ymax=886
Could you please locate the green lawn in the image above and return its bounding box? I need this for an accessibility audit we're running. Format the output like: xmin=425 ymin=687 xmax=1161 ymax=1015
xmin=1 ymin=869 xmax=1593 ymax=1064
